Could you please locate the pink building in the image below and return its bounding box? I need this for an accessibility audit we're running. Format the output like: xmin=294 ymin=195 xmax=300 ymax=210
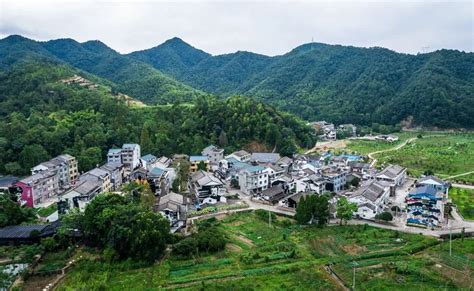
xmin=16 ymin=171 xmax=59 ymax=208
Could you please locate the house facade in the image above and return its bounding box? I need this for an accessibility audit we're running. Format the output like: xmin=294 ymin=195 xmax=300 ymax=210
xmin=376 ymin=164 xmax=406 ymax=187
xmin=202 ymin=145 xmax=224 ymax=165
xmin=189 ymin=156 xmax=209 ymax=172
xmin=189 ymin=170 xmax=225 ymax=200
xmin=349 ymin=181 xmax=390 ymax=219
xmin=238 ymin=165 xmax=268 ymax=195
xmin=17 ymin=171 xmax=60 ymax=207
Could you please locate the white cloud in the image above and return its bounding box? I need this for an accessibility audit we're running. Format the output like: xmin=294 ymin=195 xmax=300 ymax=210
xmin=0 ymin=0 xmax=472 ymax=55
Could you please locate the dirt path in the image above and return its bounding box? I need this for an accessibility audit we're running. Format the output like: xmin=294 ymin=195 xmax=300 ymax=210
xmin=368 ymin=137 xmax=416 ymax=167
xmin=446 ymin=171 xmax=474 ymax=180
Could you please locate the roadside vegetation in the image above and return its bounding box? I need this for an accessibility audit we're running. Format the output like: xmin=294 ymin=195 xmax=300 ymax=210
xmin=449 ymin=187 xmax=474 ymax=220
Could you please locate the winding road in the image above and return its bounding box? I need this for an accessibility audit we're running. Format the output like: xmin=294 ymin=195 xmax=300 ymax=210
xmin=367 ymin=137 xmax=417 ymax=167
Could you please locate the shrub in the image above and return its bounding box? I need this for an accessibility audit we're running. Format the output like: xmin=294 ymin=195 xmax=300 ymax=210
xmin=375 ymin=212 xmax=393 ymax=221
xmin=41 ymin=237 xmax=57 ymax=252
xmin=173 ymin=226 xmax=226 ymax=257
xmin=254 ymin=209 xmax=275 ymax=221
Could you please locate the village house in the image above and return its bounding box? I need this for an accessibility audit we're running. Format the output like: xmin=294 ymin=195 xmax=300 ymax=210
xmin=311 ymin=121 xmax=336 ymax=140
xmin=285 ymin=191 xmax=313 ymax=208
xmin=189 ymin=156 xmax=210 ymax=172
xmin=31 ymin=154 xmax=79 ymax=189
xmin=155 ymin=156 xmax=172 ymax=169
xmin=238 ymin=165 xmax=269 ymax=195
xmin=99 ymin=163 xmax=125 ymax=191
xmin=16 ymin=171 xmax=59 ymax=208
xmin=226 ymin=150 xmax=251 ymax=163
xmin=107 ymin=148 xmax=123 ymax=164
xmin=261 ymin=185 xmax=287 ymax=204
xmin=80 ymin=168 xmax=112 ymax=193
xmin=376 ymin=164 xmax=407 ymax=188
xmin=277 ymin=156 xmax=292 ymax=170
xmin=349 ymin=181 xmax=390 ymax=219
xmin=321 ymin=167 xmax=347 ymax=193
xmin=202 ymin=145 xmax=224 ymax=165
xmin=148 ymin=167 xmax=171 ymax=196
xmin=263 ymin=164 xmax=285 ymax=184
xmin=59 ymin=179 xmax=102 ymax=213
xmin=121 ymin=144 xmax=141 ymax=170
xmin=140 ymin=154 xmax=158 ymax=170
xmin=251 ymin=153 xmax=281 ymax=165
xmin=417 ymin=176 xmax=449 ymax=196
xmin=0 ymin=176 xmax=18 ymax=196
xmin=157 ymin=192 xmax=190 ymax=232
xmin=189 ymin=170 xmax=226 ymax=201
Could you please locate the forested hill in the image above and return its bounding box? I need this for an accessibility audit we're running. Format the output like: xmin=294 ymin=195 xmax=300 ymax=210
xmin=0 ymin=35 xmax=205 ymax=104
xmin=1 ymin=35 xmax=472 ymax=128
xmin=128 ymin=38 xmax=474 ymax=128
xmin=0 ymin=59 xmax=316 ymax=176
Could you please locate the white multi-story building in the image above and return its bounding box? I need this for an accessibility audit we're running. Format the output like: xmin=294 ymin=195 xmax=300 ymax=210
xmin=107 ymin=149 xmax=123 ymax=164
xmin=202 ymin=145 xmax=224 ymax=165
xmin=238 ymin=165 xmax=269 ymax=195
xmin=122 ymin=144 xmax=141 ymax=170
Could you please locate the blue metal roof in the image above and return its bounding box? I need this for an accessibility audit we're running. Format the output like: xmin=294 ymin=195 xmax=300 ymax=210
xmin=190 ymin=156 xmax=208 ymax=162
xmin=141 ymin=154 xmax=157 ymax=162
xmin=149 ymin=167 xmax=164 ymax=177
xmin=246 ymin=165 xmax=266 ymax=173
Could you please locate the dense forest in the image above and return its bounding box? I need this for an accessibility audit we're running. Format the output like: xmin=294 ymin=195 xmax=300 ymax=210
xmin=1 ymin=35 xmax=472 ymax=128
xmin=128 ymin=38 xmax=474 ymax=128
xmin=0 ymin=58 xmax=316 ymax=176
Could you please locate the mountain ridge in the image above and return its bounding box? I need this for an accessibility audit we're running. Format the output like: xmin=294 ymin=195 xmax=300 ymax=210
xmin=1 ymin=34 xmax=473 ymax=128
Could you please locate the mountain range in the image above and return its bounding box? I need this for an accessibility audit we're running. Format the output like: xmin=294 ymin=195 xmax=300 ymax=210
xmin=1 ymin=35 xmax=473 ymax=128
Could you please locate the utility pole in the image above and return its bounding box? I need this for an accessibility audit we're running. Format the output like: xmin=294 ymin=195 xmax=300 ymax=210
xmin=449 ymin=226 xmax=452 ymax=257
xmin=268 ymin=210 xmax=272 ymax=227
xmin=352 ymin=261 xmax=356 ymax=290
xmin=352 ymin=261 xmax=357 ymax=291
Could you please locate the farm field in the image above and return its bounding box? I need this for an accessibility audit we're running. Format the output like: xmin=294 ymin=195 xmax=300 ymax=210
xmin=375 ymin=133 xmax=474 ymax=182
xmin=449 ymin=187 xmax=474 ymax=220
xmin=341 ymin=131 xmax=419 ymax=155
xmin=55 ymin=211 xmax=473 ymax=290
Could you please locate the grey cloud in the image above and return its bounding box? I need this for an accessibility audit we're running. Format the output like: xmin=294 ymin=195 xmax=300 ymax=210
xmin=0 ymin=0 xmax=472 ymax=55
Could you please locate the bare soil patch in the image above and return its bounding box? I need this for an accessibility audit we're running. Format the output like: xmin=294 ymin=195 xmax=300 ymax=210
xmin=226 ymin=243 xmax=243 ymax=253
xmin=235 ymin=234 xmax=254 ymax=247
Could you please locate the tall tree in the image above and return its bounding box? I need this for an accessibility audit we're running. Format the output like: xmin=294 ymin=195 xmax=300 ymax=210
xmin=336 ymin=197 xmax=357 ymax=225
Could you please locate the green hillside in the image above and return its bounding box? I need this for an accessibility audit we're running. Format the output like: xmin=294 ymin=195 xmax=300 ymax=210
xmin=129 ymin=39 xmax=474 ymax=128
xmin=0 ymin=59 xmax=316 ymax=175
xmin=0 ymin=35 xmax=204 ymax=104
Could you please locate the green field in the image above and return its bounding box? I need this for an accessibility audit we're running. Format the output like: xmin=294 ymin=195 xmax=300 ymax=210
xmin=449 ymin=187 xmax=474 ymax=220
xmin=375 ymin=133 xmax=474 ymax=181
xmin=54 ymin=211 xmax=473 ymax=290
xmin=342 ymin=131 xmax=422 ymax=155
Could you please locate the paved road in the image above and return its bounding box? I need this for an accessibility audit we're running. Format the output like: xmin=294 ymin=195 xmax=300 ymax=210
xmin=189 ymin=189 xmax=474 ymax=237
xmin=451 ymin=183 xmax=474 ymax=190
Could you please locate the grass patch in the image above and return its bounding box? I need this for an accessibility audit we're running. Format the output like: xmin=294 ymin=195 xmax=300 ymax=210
xmin=449 ymin=187 xmax=474 ymax=220
xmin=36 ymin=203 xmax=57 ymax=217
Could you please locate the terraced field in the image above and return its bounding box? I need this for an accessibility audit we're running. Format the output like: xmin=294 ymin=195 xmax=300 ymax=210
xmin=55 ymin=211 xmax=474 ymax=290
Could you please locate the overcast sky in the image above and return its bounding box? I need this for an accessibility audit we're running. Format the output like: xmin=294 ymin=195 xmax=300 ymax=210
xmin=0 ymin=0 xmax=472 ymax=56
